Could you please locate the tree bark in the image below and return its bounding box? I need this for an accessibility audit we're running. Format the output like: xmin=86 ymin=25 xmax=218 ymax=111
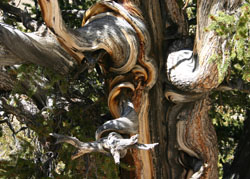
xmin=0 ymin=0 xmax=244 ymax=178
xmin=0 ymin=23 xmax=76 ymax=74
xmin=135 ymin=0 xmax=241 ymax=178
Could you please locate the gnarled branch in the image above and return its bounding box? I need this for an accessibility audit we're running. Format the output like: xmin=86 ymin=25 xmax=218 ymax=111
xmin=38 ymin=1 xmax=158 ymax=176
xmin=0 ymin=23 xmax=76 ymax=74
xmin=51 ymin=132 xmax=158 ymax=164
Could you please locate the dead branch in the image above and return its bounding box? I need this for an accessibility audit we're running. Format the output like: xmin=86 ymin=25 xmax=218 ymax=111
xmin=0 ymin=23 xmax=76 ymax=74
xmin=51 ymin=132 xmax=158 ymax=164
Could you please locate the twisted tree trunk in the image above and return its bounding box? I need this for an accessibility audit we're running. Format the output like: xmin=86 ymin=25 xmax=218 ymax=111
xmin=0 ymin=0 xmax=243 ymax=178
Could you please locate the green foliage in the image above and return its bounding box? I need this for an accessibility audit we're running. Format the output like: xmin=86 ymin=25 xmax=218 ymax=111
xmin=210 ymin=90 xmax=250 ymax=178
xmin=1 ymin=61 xmax=120 ymax=177
xmin=207 ymin=3 xmax=250 ymax=177
xmin=207 ymin=2 xmax=250 ymax=82
xmin=0 ymin=119 xmax=39 ymax=179
xmin=58 ymin=0 xmax=99 ymax=28
xmin=183 ymin=0 xmax=197 ymax=36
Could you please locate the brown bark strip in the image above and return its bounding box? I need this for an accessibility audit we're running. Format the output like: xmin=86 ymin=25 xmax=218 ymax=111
xmin=176 ymin=98 xmax=218 ymax=178
xmin=137 ymin=91 xmax=154 ymax=178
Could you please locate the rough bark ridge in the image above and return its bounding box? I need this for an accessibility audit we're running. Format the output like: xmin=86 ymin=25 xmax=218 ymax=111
xmin=37 ymin=0 xmax=158 ymax=178
xmin=0 ymin=0 xmax=244 ymax=178
xmin=136 ymin=0 xmax=241 ymax=178
xmin=0 ymin=23 xmax=76 ymax=74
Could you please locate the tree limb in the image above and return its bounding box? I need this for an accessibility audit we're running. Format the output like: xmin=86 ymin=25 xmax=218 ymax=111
xmin=51 ymin=132 xmax=158 ymax=164
xmin=166 ymin=0 xmax=242 ymax=93
xmin=38 ymin=0 xmax=140 ymax=74
xmin=0 ymin=119 xmax=7 ymax=124
xmin=1 ymin=97 xmax=41 ymax=129
xmin=0 ymin=44 xmax=28 ymax=66
xmin=95 ymin=100 xmax=138 ymax=140
xmin=0 ymin=23 xmax=76 ymax=74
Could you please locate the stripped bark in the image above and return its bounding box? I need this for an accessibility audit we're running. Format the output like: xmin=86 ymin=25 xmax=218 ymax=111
xmin=0 ymin=23 xmax=76 ymax=74
xmin=137 ymin=0 xmax=242 ymax=178
xmin=0 ymin=0 xmax=244 ymax=178
xmin=37 ymin=0 xmax=159 ymax=178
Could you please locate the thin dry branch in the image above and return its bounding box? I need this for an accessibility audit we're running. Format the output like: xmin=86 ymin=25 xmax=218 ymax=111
xmin=51 ymin=132 xmax=158 ymax=164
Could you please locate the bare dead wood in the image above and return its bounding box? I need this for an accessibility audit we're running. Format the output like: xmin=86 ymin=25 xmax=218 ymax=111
xmin=0 ymin=23 xmax=76 ymax=74
xmin=38 ymin=0 xmax=140 ymax=73
xmin=0 ymin=0 xmax=240 ymax=178
xmin=133 ymin=0 xmax=240 ymax=178
xmin=0 ymin=44 xmax=28 ymax=66
xmin=50 ymin=132 xmax=158 ymax=164
xmin=176 ymin=98 xmax=218 ymax=178
xmin=165 ymin=0 xmax=242 ymax=93
xmin=95 ymin=100 xmax=138 ymax=140
xmin=158 ymin=1 xmax=242 ymax=178
xmin=37 ymin=1 xmax=158 ymax=178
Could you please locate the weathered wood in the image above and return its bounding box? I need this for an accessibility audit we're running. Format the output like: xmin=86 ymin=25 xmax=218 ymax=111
xmin=51 ymin=132 xmax=158 ymax=164
xmin=0 ymin=23 xmax=76 ymax=74
xmin=38 ymin=0 xmax=141 ymax=74
xmin=0 ymin=70 xmax=15 ymax=91
xmin=0 ymin=45 xmax=28 ymax=66
xmin=0 ymin=1 xmax=38 ymax=31
xmin=0 ymin=0 xmax=244 ymax=178
xmin=165 ymin=0 xmax=242 ymax=93
xmin=38 ymin=1 xmax=158 ymax=178
xmin=95 ymin=100 xmax=138 ymax=140
xmin=138 ymin=0 xmax=242 ymax=178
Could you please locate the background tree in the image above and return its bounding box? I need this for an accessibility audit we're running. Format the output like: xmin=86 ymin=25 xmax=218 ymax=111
xmin=0 ymin=0 xmax=249 ymax=178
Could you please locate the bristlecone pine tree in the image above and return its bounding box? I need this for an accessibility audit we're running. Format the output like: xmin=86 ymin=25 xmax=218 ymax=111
xmin=0 ymin=0 xmax=247 ymax=178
